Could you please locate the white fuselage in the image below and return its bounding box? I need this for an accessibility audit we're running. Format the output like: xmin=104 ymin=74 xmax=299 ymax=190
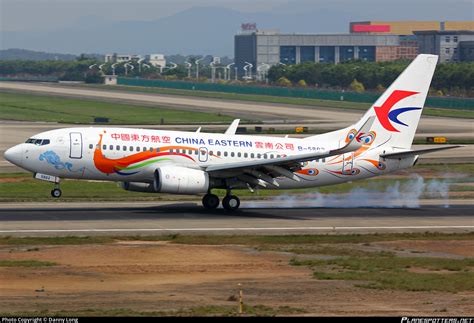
xmin=6 ymin=126 xmax=415 ymax=191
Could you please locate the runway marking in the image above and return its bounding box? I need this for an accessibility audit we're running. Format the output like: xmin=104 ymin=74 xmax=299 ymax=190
xmin=1 ymin=225 xmax=473 ymax=233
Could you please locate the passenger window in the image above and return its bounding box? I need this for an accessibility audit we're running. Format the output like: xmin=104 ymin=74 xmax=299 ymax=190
xmin=224 ymin=152 xmax=228 ymax=157
xmin=89 ymin=144 xmax=93 ymax=149
xmin=189 ymin=150 xmax=193 ymax=154
xmin=263 ymin=154 xmax=267 ymax=159
xmin=209 ymin=151 xmax=213 ymax=156
xmin=257 ymin=154 xmax=261 ymax=159
xmin=238 ymin=152 xmax=241 ymax=157
xmin=110 ymin=145 xmax=113 ymax=150
xmin=143 ymin=147 xmax=147 ymax=152
xmin=251 ymin=153 xmax=254 ymax=158
xmin=244 ymin=153 xmax=248 ymax=158
xmin=103 ymin=145 xmax=107 ymax=150
xmin=116 ymin=145 xmax=120 ymax=150
xmin=129 ymin=146 xmax=133 ymax=151
xmin=42 ymin=139 xmax=50 ymax=145
xmin=123 ymin=146 xmax=127 ymax=151
xmin=217 ymin=151 xmax=221 ymax=156
xmin=195 ymin=150 xmax=198 ymax=155
xmin=270 ymin=154 xmax=274 ymax=159
xmin=231 ymin=152 xmax=235 ymax=157
xmin=136 ymin=147 xmax=140 ymax=152
xmin=201 ymin=150 xmax=206 ymax=155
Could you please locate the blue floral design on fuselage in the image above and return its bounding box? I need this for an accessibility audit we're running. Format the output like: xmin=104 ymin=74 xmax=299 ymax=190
xmin=39 ymin=151 xmax=74 ymax=171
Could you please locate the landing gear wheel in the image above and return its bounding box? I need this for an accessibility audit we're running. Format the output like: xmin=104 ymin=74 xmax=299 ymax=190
xmin=202 ymin=194 xmax=220 ymax=209
xmin=222 ymin=195 xmax=240 ymax=211
xmin=51 ymin=188 xmax=62 ymax=198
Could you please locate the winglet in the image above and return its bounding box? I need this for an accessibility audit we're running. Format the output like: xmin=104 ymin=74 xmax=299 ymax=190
xmin=224 ymin=119 xmax=240 ymax=135
xmin=333 ymin=116 xmax=375 ymax=155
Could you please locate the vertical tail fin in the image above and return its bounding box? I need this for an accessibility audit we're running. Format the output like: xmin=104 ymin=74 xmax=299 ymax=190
xmin=355 ymin=54 xmax=438 ymax=149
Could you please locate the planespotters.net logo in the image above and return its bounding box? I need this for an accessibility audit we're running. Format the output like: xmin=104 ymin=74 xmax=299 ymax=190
xmin=402 ymin=318 xmax=474 ymax=323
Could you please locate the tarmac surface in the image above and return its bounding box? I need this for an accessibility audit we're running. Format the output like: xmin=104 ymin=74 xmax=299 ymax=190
xmin=0 ymin=201 xmax=472 ymax=236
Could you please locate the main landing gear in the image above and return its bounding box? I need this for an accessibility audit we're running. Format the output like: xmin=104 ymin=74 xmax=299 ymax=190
xmin=50 ymin=183 xmax=62 ymax=198
xmin=202 ymin=191 xmax=241 ymax=211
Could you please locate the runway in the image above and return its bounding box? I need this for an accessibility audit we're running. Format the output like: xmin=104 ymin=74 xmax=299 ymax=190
xmin=0 ymin=202 xmax=472 ymax=236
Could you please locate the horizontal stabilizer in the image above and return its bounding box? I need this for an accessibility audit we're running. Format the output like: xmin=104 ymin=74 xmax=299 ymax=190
xmin=380 ymin=145 xmax=462 ymax=159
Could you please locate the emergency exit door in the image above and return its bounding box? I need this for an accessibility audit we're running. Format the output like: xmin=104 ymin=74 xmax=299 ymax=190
xmin=69 ymin=132 xmax=83 ymax=159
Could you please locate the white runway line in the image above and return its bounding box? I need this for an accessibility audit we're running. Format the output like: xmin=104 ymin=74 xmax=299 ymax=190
xmin=1 ymin=225 xmax=473 ymax=233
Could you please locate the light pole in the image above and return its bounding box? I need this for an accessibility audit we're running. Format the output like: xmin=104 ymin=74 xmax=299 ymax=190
xmin=244 ymin=61 xmax=253 ymax=80
xmin=226 ymin=63 xmax=235 ymax=81
xmin=98 ymin=64 xmax=106 ymax=76
xmin=210 ymin=61 xmax=216 ymax=83
xmin=111 ymin=63 xmax=119 ymax=76
xmin=195 ymin=57 xmax=204 ymax=80
xmin=124 ymin=62 xmax=134 ymax=76
xmin=138 ymin=58 xmax=145 ymax=74
xmin=185 ymin=61 xmax=192 ymax=78
xmin=257 ymin=63 xmax=270 ymax=83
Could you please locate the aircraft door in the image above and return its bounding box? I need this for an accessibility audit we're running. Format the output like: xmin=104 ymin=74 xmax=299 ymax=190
xmin=69 ymin=132 xmax=83 ymax=159
xmin=198 ymin=147 xmax=208 ymax=162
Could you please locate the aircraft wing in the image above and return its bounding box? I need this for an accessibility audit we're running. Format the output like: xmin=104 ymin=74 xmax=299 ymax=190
xmin=205 ymin=117 xmax=374 ymax=186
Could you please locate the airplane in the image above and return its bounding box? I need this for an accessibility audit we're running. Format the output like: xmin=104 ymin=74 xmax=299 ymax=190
xmin=3 ymin=54 xmax=460 ymax=211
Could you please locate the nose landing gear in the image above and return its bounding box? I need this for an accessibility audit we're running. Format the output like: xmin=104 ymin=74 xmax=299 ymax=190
xmin=51 ymin=183 xmax=62 ymax=198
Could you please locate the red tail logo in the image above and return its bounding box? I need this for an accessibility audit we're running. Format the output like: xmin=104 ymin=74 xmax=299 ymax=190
xmin=374 ymin=90 xmax=420 ymax=132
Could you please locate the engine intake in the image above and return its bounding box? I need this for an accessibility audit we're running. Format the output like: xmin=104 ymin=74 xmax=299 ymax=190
xmin=153 ymin=166 xmax=209 ymax=194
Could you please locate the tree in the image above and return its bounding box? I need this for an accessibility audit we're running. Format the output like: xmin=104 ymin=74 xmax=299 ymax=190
xmin=297 ymin=79 xmax=307 ymax=87
xmin=350 ymin=79 xmax=365 ymax=92
xmin=277 ymin=76 xmax=292 ymax=87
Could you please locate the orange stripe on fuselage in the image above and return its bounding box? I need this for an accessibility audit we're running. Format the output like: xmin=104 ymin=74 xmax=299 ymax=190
xmin=93 ymin=134 xmax=197 ymax=174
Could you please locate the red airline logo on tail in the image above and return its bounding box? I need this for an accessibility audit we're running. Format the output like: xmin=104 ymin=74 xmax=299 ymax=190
xmin=374 ymin=90 xmax=421 ymax=132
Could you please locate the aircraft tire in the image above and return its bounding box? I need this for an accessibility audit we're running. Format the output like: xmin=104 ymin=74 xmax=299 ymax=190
xmin=51 ymin=189 xmax=62 ymax=198
xmin=222 ymin=195 xmax=240 ymax=211
xmin=202 ymin=193 xmax=220 ymax=209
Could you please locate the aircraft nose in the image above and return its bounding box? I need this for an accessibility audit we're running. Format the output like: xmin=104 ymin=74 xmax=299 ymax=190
xmin=4 ymin=145 xmax=23 ymax=166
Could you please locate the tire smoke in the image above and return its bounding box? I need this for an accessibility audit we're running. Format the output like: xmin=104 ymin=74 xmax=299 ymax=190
xmin=247 ymin=174 xmax=452 ymax=208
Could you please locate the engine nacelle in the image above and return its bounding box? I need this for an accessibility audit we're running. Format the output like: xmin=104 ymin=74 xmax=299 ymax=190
xmin=121 ymin=182 xmax=156 ymax=193
xmin=153 ymin=166 xmax=209 ymax=194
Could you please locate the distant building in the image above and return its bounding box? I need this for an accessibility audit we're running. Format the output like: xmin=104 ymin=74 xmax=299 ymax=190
xmin=104 ymin=53 xmax=142 ymax=63
xmin=105 ymin=53 xmax=166 ymax=66
xmin=235 ymin=30 xmax=417 ymax=76
xmin=146 ymin=54 xmax=166 ymax=67
xmin=350 ymin=21 xmax=474 ymax=35
xmin=234 ymin=21 xmax=474 ymax=77
xmin=414 ymin=30 xmax=474 ymax=62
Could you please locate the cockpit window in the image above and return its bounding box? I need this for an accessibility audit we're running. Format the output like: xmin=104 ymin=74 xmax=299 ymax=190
xmin=25 ymin=138 xmax=50 ymax=146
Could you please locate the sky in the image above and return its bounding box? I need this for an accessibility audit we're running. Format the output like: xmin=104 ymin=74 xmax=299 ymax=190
xmin=0 ymin=0 xmax=472 ymax=55
xmin=2 ymin=0 xmax=472 ymax=32
xmin=1 ymin=0 xmax=290 ymax=32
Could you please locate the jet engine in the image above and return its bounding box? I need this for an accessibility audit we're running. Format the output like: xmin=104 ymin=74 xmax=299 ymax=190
xmin=153 ymin=166 xmax=209 ymax=194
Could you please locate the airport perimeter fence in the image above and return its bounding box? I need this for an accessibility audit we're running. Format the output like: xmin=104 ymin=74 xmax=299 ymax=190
xmin=117 ymin=77 xmax=474 ymax=110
